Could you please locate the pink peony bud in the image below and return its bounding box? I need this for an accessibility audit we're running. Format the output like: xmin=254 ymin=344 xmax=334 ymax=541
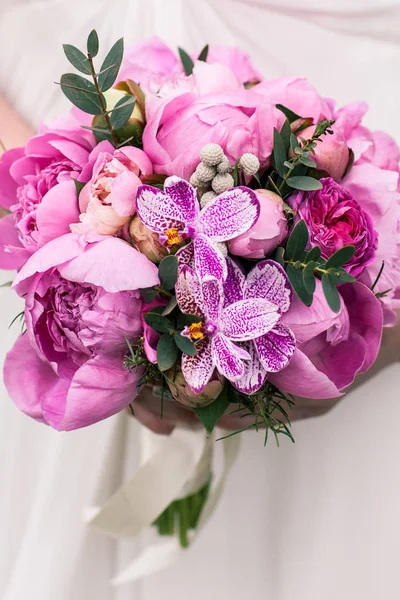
xmin=129 ymin=215 xmax=168 ymax=264
xmin=166 ymin=365 xmax=224 ymax=408
xmin=228 ymin=189 xmax=288 ymax=259
xmin=299 ymin=125 xmax=350 ymax=181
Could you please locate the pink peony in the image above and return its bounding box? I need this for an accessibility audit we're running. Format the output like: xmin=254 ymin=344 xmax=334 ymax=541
xmin=197 ymin=46 xmax=262 ymax=85
xmin=270 ymin=280 xmax=383 ymax=399
xmin=4 ymin=233 xmax=159 ymax=430
xmin=298 ymin=125 xmax=349 ymax=181
xmin=0 ymin=127 xmax=94 ymax=270
xmin=228 ymin=189 xmax=288 ymax=259
xmin=71 ymin=141 xmax=152 ymax=236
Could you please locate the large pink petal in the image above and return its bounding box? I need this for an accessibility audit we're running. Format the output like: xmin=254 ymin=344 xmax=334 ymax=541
xmin=109 ymin=171 xmax=140 ymax=217
xmin=222 ymin=298 xmax=280 ymax=341
xmin=245 ymin=260 xmax=292 ymax=313
xmin=0 ymin=214 xmax=30 ymax=270
xmin=182 ymin=338 xmax=214 ymax=394
xmin=119 ymin=146 xmax=153 ymax=176
xmin=36 ymin=180 xmax=80 ymax=246
xmin=0 ymin=147 xmax=24 ymax=209
xmin=48 ymin=139 xmax=90 ymax=167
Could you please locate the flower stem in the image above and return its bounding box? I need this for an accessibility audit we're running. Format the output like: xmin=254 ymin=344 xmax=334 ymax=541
xmin=87 ymin=56 xmax=119 ymax=147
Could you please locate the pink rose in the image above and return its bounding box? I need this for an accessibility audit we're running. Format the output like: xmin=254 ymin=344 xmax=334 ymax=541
xmin=71 ymin=141 xmax=152 ymax=236
xmin=270 ymin=280 xmax=383 ymax=399
xmin=228 ymin=189 xmax=288 ymax=258
xmin=0 ymin=127 xmax=94 ymax=270
xmin=298 ymin=125 xmax=349 ymax=181
xmin=4 ymin=233 xmax=159 ymax=430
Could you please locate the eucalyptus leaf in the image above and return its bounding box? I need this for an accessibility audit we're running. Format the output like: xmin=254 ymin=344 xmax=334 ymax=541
xmin=0 ymin=281 xmax=12 ymax=288
xmin=303 ymin=261 xmax=316 ymax=295
xmin=159 ymin=255 xmax=178 ymax=291
xmin=322 ymin=274 xmax=341 ymax=312
xmin=285 ymin=220 xmax=309 ymax=261
xmin=276 ymin=103 xmax=302 ymax=123
xmin=273 ymin=127 xmax=287 ymax=178
xmin=140 ymin=287 xmax=158 ymax=303
xmin=87 ymin=30 xmax=99 ymax=57
xmin=144 ymin=312 xmax=174 ymax=334
xmin=177 ymin=313 xmax=202 ymax=327
xmin=326 ymin=268 xmax=356 ymax=285
xmin=60 ymin=73 xmax=104 ymax=115
xmin=286 ymin=264 xmax=313 ymax=306
xmin=72 ymin=178 xmax=86 ymax=197
xmin=195 ymin=384 xmax=230 ymax=435
xmin=197 ymin=44 xmax=209 ymax=62
xmin=110 ymin=96 xmax=135 ymax=129
xmin=299 ymin=156 xmax=317 ymax=168
xmin=157 ymin=334 xmax=179 ymax=371
xmin=325 ymin=245 xmax=355 ymax=269
xmin=162 ymin=296 xmax=178 ymax=316
xmin=287 ymin=176 xmax=323 ymax=191
xmin=63 ymin=45 xmax=91 ymax=75
xmin=98 ymin=38 xmax=124 ymax=91
xmin=305 ymin=246 xmax=321 ymax=262
xmin=290 ymin=133 xmax=300 ymax=152
xmin=280 ymin=119 xmax=291 ymax=154
xmin=178 ymin=47 xmax=195 ymax=76
xmin=274 ymin=246 xmax=285 ymax=267
xmin=174 ymin=332 xmax=197 ymax=355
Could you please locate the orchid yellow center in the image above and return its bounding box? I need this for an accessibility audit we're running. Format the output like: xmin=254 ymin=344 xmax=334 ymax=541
xmin=165 ymin=228 xmax=183 ymax=247
xmin=188 ymin=321 xmax=204 ymax=341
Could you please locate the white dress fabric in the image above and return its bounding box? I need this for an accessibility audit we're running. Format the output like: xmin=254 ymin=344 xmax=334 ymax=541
xmin=0 ymin=1 xmax=400 ymax=598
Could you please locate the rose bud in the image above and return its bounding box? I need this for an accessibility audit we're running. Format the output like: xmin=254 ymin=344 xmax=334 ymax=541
xmin=129 ymin=215 xmax=168 ymax=264
xmin=298 ymin=125 xmax=350 ymax=181
xmin=166 ymin=365 xmax=224 ymax=408
xmin=228 ymin=189 xmax=288 ymax=259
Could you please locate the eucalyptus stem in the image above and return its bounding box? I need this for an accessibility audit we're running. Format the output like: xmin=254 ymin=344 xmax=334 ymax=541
xmin=153 ymin=285 xmax=174 ymax=298
xmin=178 ymin=499 xmax=190 ymax=548
xmin=87 ymin=55 xmax=119 ymax=146
xmin=285 ymin=259 xmax=329 ymax=276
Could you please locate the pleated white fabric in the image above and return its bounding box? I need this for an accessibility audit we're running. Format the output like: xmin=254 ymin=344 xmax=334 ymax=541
xmin=0 ymin=1 xmax=399 ymax=598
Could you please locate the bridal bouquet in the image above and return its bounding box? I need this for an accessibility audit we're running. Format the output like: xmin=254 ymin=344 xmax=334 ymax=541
xmin=1 ymin=32 xmax=399 ymax=551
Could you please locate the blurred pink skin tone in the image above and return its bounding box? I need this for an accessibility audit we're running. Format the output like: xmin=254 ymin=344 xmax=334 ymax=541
xmin=228 ymin=190 xmax=288 ymax=259
xmin=270 ymin=280 xmax=383 ymax=399
xmin=299 ymin=125 xmax=350 ymax=181
xmin=71 ymin=141 xmax=153 ymax=236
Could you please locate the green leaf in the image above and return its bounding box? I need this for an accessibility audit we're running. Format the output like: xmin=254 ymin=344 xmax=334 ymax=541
xmin=195 ymin=384 xmax=230 ymax=435
xmin=140 ymin=287 xmax=158 ymax=303
xmin=299 ymin=155 xmax=317 ymax=168
xmin=72 ymin=178 xmax=86 ymax=197
xmin=98 ymin=38 xmax=124 ymax=92
xmin=276 ymin=103 xmax=302 ymax=123
xmin=326 ymin=267 xmax=356 ymax=285
xmin=322 ymin=273 xmax=341 ymax=312
xmin=174 ymin=332 xmax=197 ymax=355
xmin=162 ymin=296 xmax=178 ymax=316
xmin=290 ymin=133 xmax=300 ymax=152
xmin=305 ymin=246 xmax=321 ymax=262
xmin=325 ymin=245 xmax=355 ymax=269
xmin=303 ymin=261 xmax=316 ymax=295
xmin=177 ymin=313 xmax=202 ymax=327
xmin=0 ymin=281 xmax=12 ymax=288
xmin=280 ymin=119 xmax=291 ymax=154
xmin=286 ymin=264 xmax=313 ymax=306
xmin=274 ymin=246 xmax=285 ymax=267
xmin=144 ymin=312 xmax=174 ymax=334
xmin=60 ymin=73 xmax=104 ymax=115
xmin=63 ymin=45 xmax=91 ymax=75
xmin=287 ymin=176 xmax=323 ymax=191
xmin=197 ymin=44 xmax=209 ymax=62
xmin=87 ymin=30 xmax=99 ymax=57
xmin=110 ymin=96 xmax=135 ymax=129
xmin=178 ymin=47 xmax=195 ymax=76
xmin=273 ymin=128 xmax=287 ymax=178
xmin=159 ymin=255 xmax=178 ymax=291
xmin=285 ymin=220 xmax=309 ymax=261
xmin=157 ymin=334 xmax=179 ymax=371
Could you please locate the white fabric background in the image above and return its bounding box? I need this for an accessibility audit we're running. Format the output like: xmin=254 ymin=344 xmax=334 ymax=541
xmin=0 ymin=1 xmax=399 ymax=598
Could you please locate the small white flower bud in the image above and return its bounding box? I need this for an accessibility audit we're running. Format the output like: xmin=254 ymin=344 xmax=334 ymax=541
xmin=196 ymin=162 xmax=216 ymax=183
xmin=200 ymin=190 xmax=217 ymax=208
xmin=216 ymin=241 xmax=228 ymax=257
xmin=200 ymin=143 xmax=225 ymax=166
xmin=239 ymin=153 xmax=260 ymax=176
xmin=217 ymin=158 xmax=232 ymax=174
xmin=212 ymin=173 xmax=234 ymax=194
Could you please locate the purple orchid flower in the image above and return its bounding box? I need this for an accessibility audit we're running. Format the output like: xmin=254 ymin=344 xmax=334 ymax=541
xmin=136 ymin=176 xmax=260 ymax=280
xmin=175 ymin=265 xmax=282 ymax=394
xmin=223 ymin=258 xmax=296 ymax=395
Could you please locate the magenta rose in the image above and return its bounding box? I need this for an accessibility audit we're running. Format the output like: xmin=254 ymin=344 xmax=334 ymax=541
xmin=270 ymin=280 xmax=383 ymax=399
xmin=292 ymin=177 xmax=378 ymax=276
xmin=4 ymin=233 xmax=159 ymax=430
xmin=0 ymin=126 xmax=94 ymax=270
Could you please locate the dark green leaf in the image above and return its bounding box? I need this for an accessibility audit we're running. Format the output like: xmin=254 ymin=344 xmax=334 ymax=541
xmin=322 ymin=274 xmax=341 ymax=312
xmin=177 ymin=313 xmax=202 ymax=327
xmin=273 ymin=128 xmax=287 ymax=178
xmin=274 ymin=246 xmax=285 ymax=267
xmin=110 ymin=96 xmax=135 ymax=129
xmin=233 ymin=161 xmax=240 ymax=186
xmin=290 ymin=133 xmax=300 ymax=152
xmin=87 ymin=30 xmax=99 ymax=57
xmin=326 ymin=267 xmax=356 ymax=285
xmin=144 ymin=312 xmax=174 ymax=334
xmin=197 ymin=44 xmax=209 ymax=62
xmin=280 ymin=119 xmax=291 ymax=153
xmin=158 ymin=255 xmax=178 ymax=291
xmin=63 ymin=44 xmax=91 ymax=75
xmin=325 ymin=245 xmax=355 ymax=269
xmin=174 ymin=332 xmax=197 ymax=355
xmin=285 ymin=220 xmax=309 ymax=261
xmin=149 ymin=305 xmax=166 ymax=315
xmin=303 ymin=261 xmax=316 ymax=294
xmin=178 ymin=47 xmax=195 ymax=76
xmin=299 ymin=155 xmax=317 ymax=168
xmin=287 ymin=176 xmax=323 ymax=191
xmin=140 ymin=287 xmax=158 ymax=303
xmin=98 ymin=38 xmax=124 ymax=91
xmin=195 ymin=384 xmax=230 ymax=435
xmin=276 ymin=103 xmax=302 ymax=123
xmin=343 ymin=147 xmax=354 ymax=179
xmin=157 ymin=334 xmax=179 ymax=371
xmin=286 ymin=264 xmax=313 ymax=306
xmin=305 ymin=246 xmax=321 ymax=262
xmin=162 ymin=296 xmax=178 ymax=316
xmin=60 ymin=73 xmax=104 ymax=115
xmin=72 ymin=178 xmax=86 ymax=197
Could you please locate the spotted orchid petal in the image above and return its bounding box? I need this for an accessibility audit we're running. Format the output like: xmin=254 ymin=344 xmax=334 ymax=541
xmin=244 ymin=260 xmax=292 ymax=314
xmin=182 ymin=338 xmax=215 ymax=394
xmin=233 ymin=341 xmax=268 ymax=395
xmin=212 ymin=333 xmax=249 ymax=382
xmin=221 ymin=298 xmax=280 ymax=342
xmin=163 ymin=176 xmax=199 ymax=222
xmin=255 ymin=323 xmax=296 ymax=373
xmin=223 ymin=258 xmax=246 ymax=307
xmin=200 ymin=186 xmax=260 ymax=242
xmin=176 ymin=242 xmax=194 ymax=268
xmin=136 ymin=184 xmax=186 ymax=239
xmin=201 ymin=277 xmax=224 ymax=323
xmin=175 ymin=265 xmax=204 ymax=317
xmin=194 ymin=233 xmax=227 ymax=281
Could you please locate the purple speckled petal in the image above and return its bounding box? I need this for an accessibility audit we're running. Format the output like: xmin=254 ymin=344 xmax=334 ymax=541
xmin=194 ymin=234 xmax=227 ymax=281
xmin=212 ymin=333 xmax=248 ymax=382
xmin=255 ymin=323 xmax=296 ymax=373
xmin=176 ymin=242 xmax=194 ymax=268
xmin=200 ymin=186 xmax=260 ymax=242
xmin=223 ymin=258 xmax=246 ymax=307
xmin=182 ymin=338 xmax=214 ymax=394
xmin=164 ymin=176 xmax=199 ymax=221
xmin=222 ymin=298 xmax=280 ymax=341
xmin=233 ymin=341 xmax=268 ymax=395
xmin=201 ymin=278 xmax=223 ymax=323
xmin=136 ymin=184 xmax=186 ymax=236
xmin=245 ymin=260 xmax=292 ymax=314
xmin=175 ymin=265 xmax=204 ymax=317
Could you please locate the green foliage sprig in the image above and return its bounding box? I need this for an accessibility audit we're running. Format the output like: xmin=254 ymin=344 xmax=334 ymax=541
xmin=178 ymin=44 xmax=209 ymax=76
